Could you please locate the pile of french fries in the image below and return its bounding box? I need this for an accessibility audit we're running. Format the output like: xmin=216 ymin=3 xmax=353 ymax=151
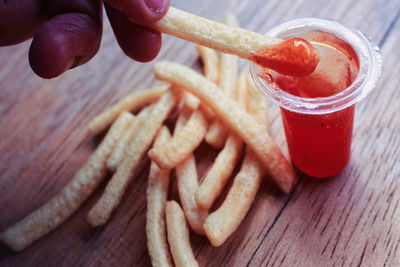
xmin=0 ymin=14 xmax=296 ymax=267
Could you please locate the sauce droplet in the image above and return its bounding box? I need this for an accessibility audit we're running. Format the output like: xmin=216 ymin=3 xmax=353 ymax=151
xmin=251 ymin=38 xmax=320 ymax=76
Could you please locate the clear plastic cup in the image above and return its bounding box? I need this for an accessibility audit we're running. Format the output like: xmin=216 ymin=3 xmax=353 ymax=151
xmin=250 ymin=18 xmax=382 ymax=178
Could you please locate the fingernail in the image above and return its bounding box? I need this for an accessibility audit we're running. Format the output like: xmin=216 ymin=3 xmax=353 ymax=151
xmin=144 ymin=0 xmax=164 ymax=13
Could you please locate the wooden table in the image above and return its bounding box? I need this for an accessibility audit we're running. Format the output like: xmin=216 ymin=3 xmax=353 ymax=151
xmin=1 ymin=0 xmax=399 ymax=266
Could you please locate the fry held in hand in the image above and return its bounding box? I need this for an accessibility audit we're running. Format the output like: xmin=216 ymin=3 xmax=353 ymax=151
xmin=89 ymin=86 xmax=167 ymax=134
xmin=87 ymin=90 xmax=178 ymax=227
xmin=166 ymin=201 xmax=199 ymax=267
xmin=154 ymin=61 xmax=296 ymax=193
xmin=146 ymin=126 xmax=174 ymax=267
xmin=149 ymin=7 xmax=319 ymax=76
xmin=205 ymin=13 xmax=239 ymax=148
xmin=0 ymin=112 xmax=132 ymax=251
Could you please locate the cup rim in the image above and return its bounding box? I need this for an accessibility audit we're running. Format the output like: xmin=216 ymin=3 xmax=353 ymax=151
xmin=249 ymin=18 xmax=382 ymax=114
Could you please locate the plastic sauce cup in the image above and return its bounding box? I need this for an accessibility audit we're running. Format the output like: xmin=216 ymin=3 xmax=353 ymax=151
xmin=250 ymin=18 xmax=382 ymax=178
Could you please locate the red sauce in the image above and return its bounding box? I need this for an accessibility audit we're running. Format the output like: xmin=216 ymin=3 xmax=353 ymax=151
xmin=261 ymin=32 xmax=359 ymax=178
xmin=251 ymin=38 xmax=320 ymax=76
xmin=281 ymin=102 xmax=355 ymax=178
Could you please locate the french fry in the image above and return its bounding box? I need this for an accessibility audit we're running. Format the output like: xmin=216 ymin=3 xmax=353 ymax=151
xmin=153 ymin=61 xmax=296 ymax=193
xmin=149 ymin=7 xmax=319 ymax=76
xmin=204 ymin=80 xmax=268 ymax=246
xmin=237 ymin=74 xmax=248 ymax=107
xmin=148 ymin=108 xmax=208 ymax=169
xmin=151 ymin=7 xmax=281 ymax=61
xmin=146 ymin=126 xmax=174 ymax=267
xmin=205 ymin=13 xmax=239 ymax=148
xmin=166 ymin=201 xmax=199 ymax=267
xmin=196 ymin=74 xmax=245 ymax=210
xmin=106 ymin=115 xmax=138 ymax=172
xmin=196 ymin=135 xmax=242 ymax=210
xmin=88 ymin=86 xmax=168 ymax=134
xmin=175 ymin=153 xmax=209 ymax=235
xmin=196 ymin=45 xmax=219 ymax=84
xmin=246 ymin=74 xmax=269 ymax=130
xmin=183 ymin=92 xmax=200 ymax=110
xmin=204 ymin=148 xmax=265 ymax=246
xmin=87 ymin=89 xmax=179 ymax=227
xmin=0 ymin=112 xmax=132 ymax=251
xmin=173 ymin=107 xmax=209 ymax=235
xmin=196 ymin=44 xmax=219 ymax=119
xmin=106 ymin=105 xmax=153 ymax=172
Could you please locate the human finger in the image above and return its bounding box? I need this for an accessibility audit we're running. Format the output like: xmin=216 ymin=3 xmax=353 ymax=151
xmin=29 ymin=12 xmax=102 ymax=78
xmin=105 ymin=4 xmax=162 ymax=62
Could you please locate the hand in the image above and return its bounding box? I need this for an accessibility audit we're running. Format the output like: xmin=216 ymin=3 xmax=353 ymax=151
xmin=0 ymin=0 xmax=170 ymax=79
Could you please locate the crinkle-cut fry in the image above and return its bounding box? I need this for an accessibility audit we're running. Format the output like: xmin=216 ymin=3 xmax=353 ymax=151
xmin=204 ymin=81 xmax=267 ymax=246
xmin=204 ymin=148 xmax=265 ymax=247
xmin=0 ymin=112 xmax=132 ymax=251
xmin=148 ymin=109 xmax=208 ymax=169
xmin=151 ymin=7 xmax=280 ymax=61
xmin=89 ymin=86 xmax=168 ymax=134
xmin=196 ymin=45 xmax=219 ymax=84
xmin=146 ymin=126 xmax=174 ymax=267
xmin=153 ymin=61 xmax=296 ymax=193
xmin=205 ymin=13 xmax=239 ymax=148
xmin=87 ymin=90 xmax=179 ymax=227
xmin=166 ymin=201 xmax=199 ymax=267
xmin=196 ymin=72 xmax=245 ymax=210
xmin=106 ymin=105 xmax=153 ymax=172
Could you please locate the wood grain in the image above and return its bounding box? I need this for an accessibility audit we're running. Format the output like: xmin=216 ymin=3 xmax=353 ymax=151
xmin=1 ymin=0 xmax=399 ymax=266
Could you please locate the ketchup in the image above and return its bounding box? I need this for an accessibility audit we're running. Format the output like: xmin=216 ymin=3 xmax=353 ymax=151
xmin=261 ymin=32 xmax=359 ymax=178
xmin=281 ymin=106 xmax=354 ymax=177
xmin=251 ymin=38 xmax=320 ymax=77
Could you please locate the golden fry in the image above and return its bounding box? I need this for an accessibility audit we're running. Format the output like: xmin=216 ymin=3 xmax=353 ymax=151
xmin=151 ymin=7 xmax=280 ymax=60
xmin=89 ymin=86 xmax=167 ymax=134
xmin=153 ymin=61 xmax=296 ymax=193
xmin=0 ymin=112 xmax=132 ymax=251
xmin=106 ymin=105 xmax=153 ymax=172
xmin=148 ymin=109 xmax=208 ymax=169
xmin=237 ymin=74 xmax=248 ymax=107
xmin=197 ymin=72 xmax=246 ymax=210
xmin=166 ymin=201 xmax=199 ymax=267
xmin=146 ymin=126 xmax=174 ymax=267
xmin=246 ymin=74 xmax=269 ymax=130
xmin=172 ymin=107 xmax=209 ymax=234
xmin=87 ymin=90 xmax=178 ymax=227
xmin=183 ymin=92 xmax=201 ymax=110
xmin=204 ymin=78 xmax=268 ymax=246
xmin=196 ymin=45 xmax=219 ymax=84
xmin=204 ymin=148 xmax=264 ymax=246
xmin=205 ymin=13 xmax=239 ymax=148
xmin=196 ymin=135 xmax=242 ymax=210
